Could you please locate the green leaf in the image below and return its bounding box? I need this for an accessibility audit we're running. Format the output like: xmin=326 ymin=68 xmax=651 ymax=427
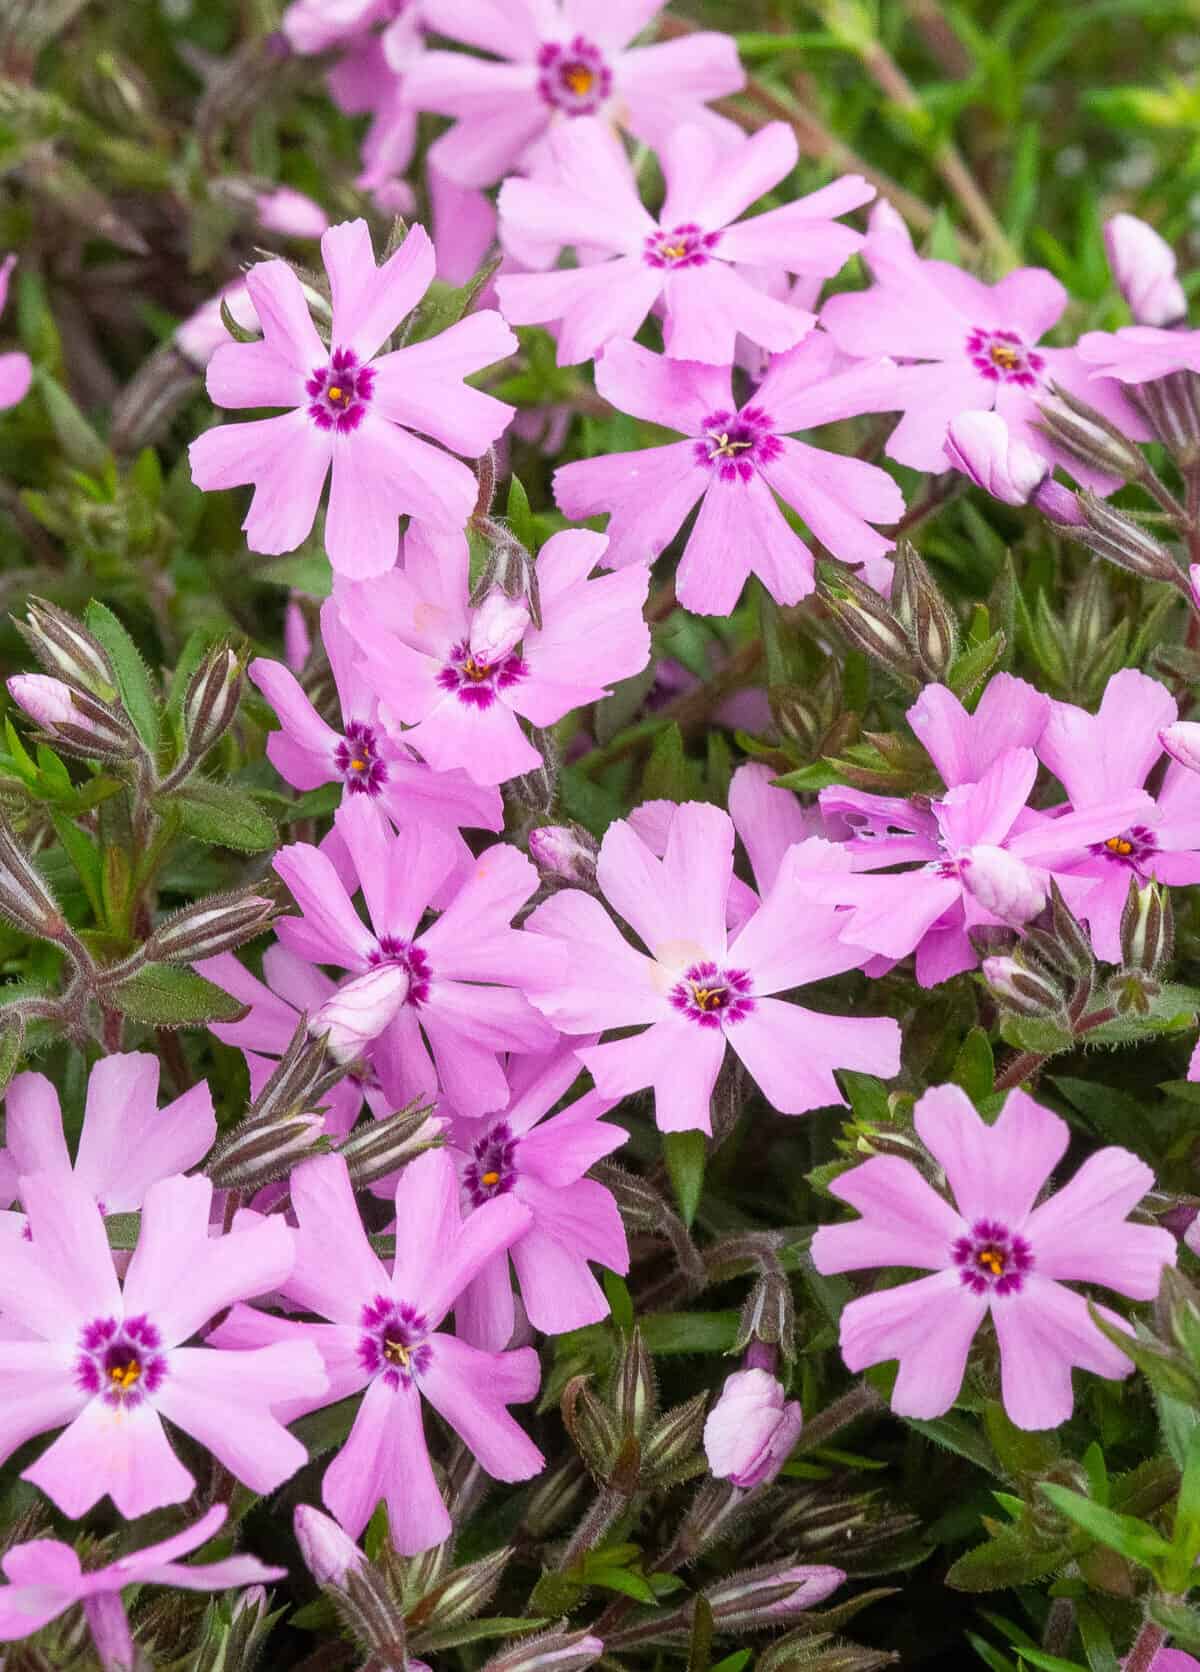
xmin=111 ymin=964 xmax=250 ymax=1028
xmin=49 ymin=811 xmax=103 ymax=917
xmin=948 ymin=631 xmax=1006 ymax=699
xmin=1075 ymin=1602 xmax=1118 ymax=1672
xmin=688 ymin=1595 xmax=714 ymax=1672
xmin=710 ymin=1653 xmax=751 ymax=1672
xmin=967 ymin=1635 xmax=1020 ymax=1672
xmin=771 ymin=760 xmax=847 ymax=792
xmin=506 ymin=473 xmax=538 ymax=553
xmin=952 ymin=1028 xmax=995 ymax=1104
xmin=1037 ymin=1482 xmax=1172 ymax=1572
xmin=663 ymin=1129 xmax=706 ymax=1227
xmin=257 ymin=550 xmax=333 ymax=596
xmin=639 ymin=1311 xmax=740 ymax=1354
xmin=947 ymin=1529 xmax=1072 ymax=1592
xmin=423 ymin=1618 xmax=552 ymax=1652
xmin=906 ymin=1412 xmax=999 ymax=1474
xmin=1016 ymin=1652 xmax=1089 ymax=1672
xmin=169 ymin=781 xmax=277 ymax=852
xmin=0 ymin=1015 xmax=25 ymax=1096
xmin=642 ymin=721 xmax=703 ymax=802
xmin=290 ymin=1395 xmax=359 ymax=1458
xmin=603 ymin=1270 xmax=634 ymax=1335
xmin=587 ymin=1566 xmax=657 ymax=1603
xmin=84 ymin=600 xmax=159 ymax=750
xmin=35 ymin=369 xmax=109 ymax=474
xmin=1147 ymin=1597 xmax=1200 ymax=1654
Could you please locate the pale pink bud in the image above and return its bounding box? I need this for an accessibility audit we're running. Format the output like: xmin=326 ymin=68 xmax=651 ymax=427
xmin=959 ymin=844 xmax=1047 ymax=925
xmin=706 ymin=1562 xmax=846 ymax=1627
xmin=1161 ymin=722 xmax=1200 ymax=775
xmin=9 ymin=672 xmax=87 ymax=728
xmin=294 ymin=1505 xmax=365 ymax=1587
xmin=944 ymin=411 xmax=1048 ymax=505
xmin=256 ymin=186 xmax=329 ymax=239
xmin=703 ymin=1368 xmax=803 ymax=1489
xmin=175 ymin=282 xmax=260 ymax=369
xmin=369 ymin=178 xmax=417 ymax=218
xmin=1105 ymin=213 xmax=1187 ymax=327
xmin=528 ymin=824 xmax=598 ymax=885
xmin=7 ymin=674 xmax=138 ymax=759
xmin=311 ymin=964 xmax=410 ymax=1062
xmin=469 ymin=590 xmax=531 ymax=668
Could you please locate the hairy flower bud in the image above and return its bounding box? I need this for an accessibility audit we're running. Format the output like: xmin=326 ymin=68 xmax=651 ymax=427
xmin=891 ymin=543 xmax=957 ymax=679
xmin=705 ymin=1561 xmax=845 ymax=1629
xmin=311 ymin=964 xmax=412 ymax=1063
xmin=561 ymin=1375 xmax=622 ymax=1478
xmin=183 ymin=646 xmax=244 ymax=761
xmin=641 ymin=1392 xmax=708 ymax=1484
xmin=0 ymin=818 xmax=66 ymax=941
xmin=704 ymin=1369 xmax=803 ymax=1489
xmin=16 ymin=598 xmax=118 ymax=701
xmin=735 ymin=1269 xmax=796 ymax=1360
xmin=1161 ymin=721 xmax=1200 ymax=774
xmin=1105 ymin=213 xmax=1187 ymax=327
xmin=207 ymin=1111 xmax=326 ymax=1189
xmin=295 ymin=1505 xmax=365 ymax=1587
xmin=406 ymin=1548 xmax=511 ymax=1632
xmin=982 ymin=956 xmax=1068 ymax=1019
xmin=7 ymin=674 xmax=142 ymax=761
xmin=612 ymin=1328 xmax=657 ymax=1438
xmin=246 ymin=1018 xmax=337 ymax=1129
xmin=469 ymin=590 xmax=531 ymax=667
xmin=818 ymin=567 xmax=919 ymax=685
xmin=528 ymin=823 xmax=598 ymax=886
xmin=1120 ymin=879 xmax=1173 ymax=976
xmin=1064 ymin=490 xmax=1183 ymax=585
xmin=959 ymin=844 xmax=1047 ymax=925
xmin=338 ymin=1101 xmax=446 ymax=1189
xmin=481 ymin=1628 xmax=605 ymax=1672
xmin=146 ymin=889 xmax=275 ymax=964
xmin=522 ymin=1458 xmax=589 ymax=1538
xmin=1037 ymin=385 xmax=1149 ymax=482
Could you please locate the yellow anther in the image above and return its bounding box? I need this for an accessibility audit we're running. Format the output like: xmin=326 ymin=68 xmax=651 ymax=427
xmin=989 ymin=345 xmax=1019 ymax=371
xmin=692 ymin=986 xmax=724 ymax=1011
xmin=328 ymin=385 xmax=345 ymax=402
xmin=709 ymin=432 xmax=753 ymax=458
xmin=1105 ymin=836 xmax=1134 ymax=856
xmin=384 ymin=1337 xmax=411 ymax=1367
xmin=109 ymin=1360 xmax=141 ymax=1390
xmin=463 ymin=656 xmax=490 ymax=681
xmin=481 ymin=1169 xmax=501 ymax=1187
xmin=564 ymin=65 xmax=594 ymax=95
xmin=662 ymin=243 xmax=688 ymax=261
xmin=977 ymin=1248 xmax=1005 ymax=1278
xmin=350 ymin=757 xmax=366 ymax=771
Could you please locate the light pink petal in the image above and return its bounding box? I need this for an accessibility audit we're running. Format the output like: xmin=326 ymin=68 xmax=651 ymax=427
xmin=510 ymin=1222 xmax=610 ymax=1336
xmin=455 ymin=1251 xmax=516 ymax=1352
xmin=428 ymin=99 xmax=549 ymax=190
xmin=498 ymin=155 xmax=642 ymax=254
xmin=661 ymin=121 xmax=796 ymax=232
xmin=882 ymin=361 xmax=991 ymax=471
xmin=840 ymin=1269 xmax=988 ymax=1418
xmin=989 ymin=266 xmax=1067 ymax=341
xmin=936 ymin=746 xmax=1038 ymax=853
xmin=1024 ymin=1148 xmax=1175 ymax=1297
xmin=404 ymin=690 xmax=542 ymax=784
xmin=516 ymin=1172 xmax=629 ymax=1276
xmin=755 ymin=339 xmax=904 ymax=433
xmin=250 ymin=657 xmax=340 ymax=767
xmin=674 ymin=479 xmax=758 ymax=616
xmin=0 ymin=1584 xmax=71 ymax=1641
xmin=907 ymin=676 xmax=1049 ymax=788
xmin=20 ymin=1170 xmax=121 ymax=1324
xmin=728 ymin=762 xmax=813 ymax=893
xmin=658 ymin=801 xmax=734 ymax=961
xmin=274 ymin=840 xmax=377 ymax=969
xmin=418 ymin=1335 xmax=543 ymax=1480
xmin=540 ymin=259 xmax=666 ymax=367
xmin=206 ymin=340 xmax=306 ymax=411
xmin=323 ymin=220 xmax=435 ymax=362
xmin=4 ymin=1072 xmax=70 ymax=1177
xmin=821 ymin=273 xmax=972 ymax=359
xmin=914 ymin=1084 xmax=1069 ymax=1228
xmin=526 ymin=888 xmax=666 ymax=1032
xmin=663 ymin=261 xmax=811 ymax=364
xmin=329 ymin=1375 xmax=449 ymax=1548
xmin=244 ymin=258 xmax=326 ymax=371
xmin=155 ymin=1342 xmax=322 ymax=1492
xmin=729 ymin=859 xmax=868 ymax=992
xmin=597 ymin=815 xmax=684 ymax=958
xmin=718 ymin=208 xmax=863 ymax=276
xmin=394 ymin=1152 xmax=533 ymax=1324
xmin=420 ymin=0 xmax=542 ymax=59
xmin=0 ymin=1347 xmax=87 ymax=1466
xmin=423 ymin=985 xmax=558 ymax=1114
xmin=189 ymin=410 xmax=331 ymax=556
xmin=371 ymin=312 xmax=517 ymax=455
xmin=25 ymin=1402 xmax=193 ymax=1520
xmin=76 ymin=1058 xmax=215 ymax=1214
xmin=1037 ymin=668 xmax=1176 ymax=806
xmin=0 ymin=350 xmax=31 ymax=409
xmin=813 ymin=1154 xmax=962 ymax=1273
xmin=728 ymin=999 xmax=900 ymax=1115
xmin=287 ymin=1154 xmax=392 ymax=1324
xmin=516 ymin=1099 xmax=627 ymax=1184
xmin=616 ymin=30 xmax=745 ymax=116
xmin=992 ymin=1280 xmax=1134 ymax=1430
xmin=836 ymin=872 xmax=962 ymax=960
xmin=763 ymin=439 xmax=902 ymax=559
xmin=593 ymin=338 xmax=732 ymax=435
xmin=580 ymin=1018 xmax=725 ymax=1134
xmin=553 ymin=440 xmax=707 ymax=571
xmin=417 ymin=843 xmax=541 ymax=977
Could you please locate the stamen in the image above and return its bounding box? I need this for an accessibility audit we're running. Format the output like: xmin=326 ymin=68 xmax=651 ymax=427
xmin=383 ymin=1336 xmax=411 ymax=1368
xmin=564 ymin=65 xmax=593 ymax=94
xmin=463 ymin=655 xmax=490 ymax=681
xmin=1105 ymin=836 xmax=1134 ymax=856
xmin=481 ymin=1169 xmax=501 ymax=1187
xmin=109 ymin=1360 xmax=141 ymax=1390
xmin=328 ymin=385 xmax=344 ymax=402
xmin=989 ymin=345 xmax=1019 ymax=371
xmin=976 ymin=1247 xmax=1005 ymax=1278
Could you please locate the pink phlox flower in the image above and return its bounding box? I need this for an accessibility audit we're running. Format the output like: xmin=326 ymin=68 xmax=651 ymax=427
xmin=188 ymin=219 xmax=517 ymax=577
xmin=449 ymin=1039 xmax=629 ymax=1349
xmin=813 ymin=744 xmax=1156 ymax=987
xmin=527 ymin=800 xmax=901 ymax=1133
xmin=325 ymin=12 xmax=427 ymax=197
xmin=284 ymin=0 xmax=411 ymax=56
xmin=1144 ymin=1654 xmax=1200 ymax=1672
xmin=554 ymin=335 xmax=904 ymax=615
xmin=1077 ymin=323 xmax=1200 ymax=386
xmin=496 ymin=120 xmax=873 ymax=366
xmin=703 ymin=1367 xmax=803 ymax=1488
xmin=811 ymin=1083 xmax=1176 ymax=1429
xmin=906 ymin=674 xmax=1051 ymax=788
xmin=1103 ymin=213 xmax=1188 ymax=328
xmin=255 ymin=186 xmax=329 ymax=240
xmin=273 ymin=798 xmax=564 ymax=1117
xmin=0 ymin=1169 xmax=324 ymax=1518
xmin=1034 ymin=667 xmax=1200 ymax=960
xmin=0 ymin=1505 xmax=284 ymax=1651
xmin=198 ymin=944 xmax=391 ymax=1138
xmin=209 ymin=1150 xmax=544 ymax=1549
xmin=403 ymin=0 xmax=744 ymax=191
xmin=339 ymin=524 xmax=651 ymax=786
xmin=821 ymin=252 xmax=1150 ymax=489
xmin=430 ymin=162 xmax=500 ymax=284
xmin=251 ymin=597 xmax=503 ymax=835
xmin=0 ymin=1054 xmax=215 ymax=1217
xmin=0 ymin=256 xmax=32 ymax=411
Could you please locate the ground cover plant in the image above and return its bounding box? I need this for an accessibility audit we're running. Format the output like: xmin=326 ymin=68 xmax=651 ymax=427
xmin=3 ymin=1 xmax=1200 ymax=1669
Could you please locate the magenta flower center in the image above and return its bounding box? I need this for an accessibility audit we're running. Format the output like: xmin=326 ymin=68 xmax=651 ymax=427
xmin=464 ymin=1120 xmax=518 ymax=1207
xmin=436 ymin=639 xmax=529 ymax=711
xmin=370 ymin=936 xmax=432 ymax=1005
xmin=966 ymin=328 xmax=1044 ymax=388
xmin=694 ymin=406 xmax=783 ymax=483
xmin=537 ymin=35 xmax=612 ymax=115
xmin=1091 ymin=824 xmax=1157 ymax=870
xmin=358 ymin=1296 xmax=431 ymax=1389
xmin=669 ymin=960 xmax=755 ymax=1028
xmin=644 ymin=224 xmax=721 ymax=270
xmin=952 ymin=1220 xmax=1033 ymax=1295
xmin=76 ymin=1315 xmax=167 ymax=1408
xmin=307 ymin=347 xmax=375 ymax=432
xmin=335 ymin=721 xmax=388 ymax=797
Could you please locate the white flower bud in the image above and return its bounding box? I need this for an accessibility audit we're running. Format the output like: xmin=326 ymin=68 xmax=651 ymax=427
xmin=959 ymin=844 xmax=1047 ymax=925
xmin=311 ymin=965 xmax=411 ymax=1062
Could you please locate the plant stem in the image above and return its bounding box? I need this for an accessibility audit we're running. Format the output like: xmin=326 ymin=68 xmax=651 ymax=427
xmin=794 ymin=1379 xmax=886 ymax=1452
xmin=1125 ymin=1620 xmax=1167 ymax=1672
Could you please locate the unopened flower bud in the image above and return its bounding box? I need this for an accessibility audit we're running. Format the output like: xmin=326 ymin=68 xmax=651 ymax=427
xmin=561 ymin=1375 xmax=622 ymax=1478
xmin=1065 ymin=490 xmax=1183 ymax=585
xmin=1161 ymin=721 xmax=1200 ymax=774
xmin=146 ymin=889 xmax=275 ymax=963
xmin=256 ymin=186 xmax=329 ymax=239
xmin=207 ymin=1111 xmax=326 ymax=1189
xmin=338 ymin=1101 xmax=446 ymax=1189
xmin=469 ymin=590 xmax=531 ymax=668
xmin=759 ymin=1642 xmax=896 ymax=1672
xmin=522 ymin=1458 xmax=589 ymax=1538
xmin=982 ymin=955 xmax=1068 ymax=1018
xmin=945 ymin=411 xmax=1049 ymax=505
xmin=818 ymin=568 xmax=919 ymax=686
xmin=508 ymin=728 xmax=558 ymax=815
xmin=16 ymin=599 xmax=118 ymax=701
xmin=528 ymin=824 xmax=598 ymax=886
xmin=7 ymin=675 xmax=141 ymax=761
xmin=735 ymin=1269 xmax=796 ymax=1359
xmin=641 ymin=1392 xmax=708 ymax=1483
xmin=705 ymin=1561 xmax=845 ymax=1629
xmin=481 ymin=1628 xmax=605 ymax=1672
xmin=1038 ymin=384 xmax=1149 ymax=482
xmin=0 ymin=818 xmax=66 ymax=941
xmin=407 ymin=1547 xmax=512 ymax=1630
xmin=295 ymin=1505 xmax=365 ymax=1587
xmin=1105 ymin=213 xmax=1187 ymax=327
xmin=959 ymin=844 xmax=1046 ymax=925
xmin=1120 ymin=879 xmax=1173 ymax=975
xmin=612 ymin=1328 xmax=657 ymax=1437
xmin=246 ymin=1020 xmax=339 ymax=1132
xmin=703 ymin=1369 xmax=803 ymax=1490
xmin=183 ymin=646 xmax=244 ymax=760
xmin=311 ymin=965 xmax=411 ymax=1063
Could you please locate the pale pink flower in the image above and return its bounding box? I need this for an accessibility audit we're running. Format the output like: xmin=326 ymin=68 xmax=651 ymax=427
xmin=704 ymin=1368 xmax=802 ymax=1487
